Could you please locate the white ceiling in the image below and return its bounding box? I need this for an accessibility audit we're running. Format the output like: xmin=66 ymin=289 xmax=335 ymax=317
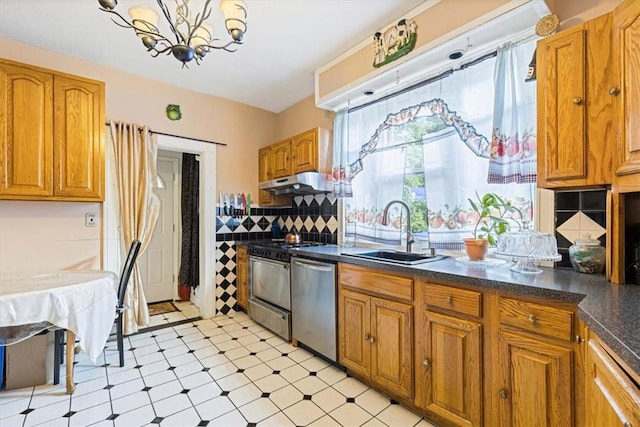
xmin=0 ymin=0 xmax=426 ymax=113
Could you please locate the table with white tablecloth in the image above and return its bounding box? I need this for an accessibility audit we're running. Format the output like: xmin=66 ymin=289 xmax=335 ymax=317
xmin=0 ymin=270 xmax=118 ymax=393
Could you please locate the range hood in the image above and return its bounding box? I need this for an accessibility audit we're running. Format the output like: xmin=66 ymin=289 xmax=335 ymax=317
xmin=259 ymin=172 xmax=332 ymax=195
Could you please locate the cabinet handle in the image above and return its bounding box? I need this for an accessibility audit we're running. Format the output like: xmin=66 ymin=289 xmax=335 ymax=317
xmin=499 ymin=389 xmax=508 ymax=399
xmin=528 ymin=314 xmax=536 ymax=324
xmin=623 ymin=422 xmax=631 ymax=427
xmin=422 ymin=359 xmax=430 ymax=367
xmin=445 ymin=296 xmax=453 ymax=304
xmin=572 ymin=97 xmax=583 ymax=105
xmin=575 ymin=335 xmax=583 ymax=344
xmin=364 ymin=333 xmax=370 ymax=342
xmin=369 ymin=336 xmax=376 ymax=344
xmin=609 ymin=87 xmax=620 ymax=96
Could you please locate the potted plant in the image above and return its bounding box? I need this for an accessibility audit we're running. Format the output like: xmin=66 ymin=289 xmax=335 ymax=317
xmin=463 ymin=192 xmax=522 ymax=260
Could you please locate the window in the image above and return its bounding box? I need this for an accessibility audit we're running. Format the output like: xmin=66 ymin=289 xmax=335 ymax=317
xmin=337 ymin=39 xmax=537 ymax=250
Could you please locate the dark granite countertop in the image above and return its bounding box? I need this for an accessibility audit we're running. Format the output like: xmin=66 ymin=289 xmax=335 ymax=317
xmin=286 ymin=245 xmax=640 ymax=375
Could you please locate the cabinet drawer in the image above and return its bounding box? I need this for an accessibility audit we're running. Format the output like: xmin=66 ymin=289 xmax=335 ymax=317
xmin=499 ymin=297 xmax=574 ymax=341
xmin=339 ymin=263 xmax=412 ymax=302
xmin=420 ymin=282 xmax=482 ymax=318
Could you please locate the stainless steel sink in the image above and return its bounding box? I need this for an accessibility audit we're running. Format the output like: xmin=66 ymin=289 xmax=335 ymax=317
xmin=343 ymin=250 xmax=445 ymax=265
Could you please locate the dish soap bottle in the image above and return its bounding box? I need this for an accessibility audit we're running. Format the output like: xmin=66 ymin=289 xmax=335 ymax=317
xmin=569 ymin=233 xmax=605 ymax=274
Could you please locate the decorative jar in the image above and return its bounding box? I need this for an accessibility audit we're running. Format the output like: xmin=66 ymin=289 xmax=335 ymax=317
xmin=569 ymin=233 xmax=605 ymax=274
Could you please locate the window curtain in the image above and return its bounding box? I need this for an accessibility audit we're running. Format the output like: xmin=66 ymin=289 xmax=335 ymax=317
xmin=488 ymin=38 xmax=538 ymax=183
xmin=179 ymin=153 xmax=199 ymax=291
xmin=109 ymin=122 xmax=160 ymax=335
xmin=331 ymin=109 xmax=352 ymax=197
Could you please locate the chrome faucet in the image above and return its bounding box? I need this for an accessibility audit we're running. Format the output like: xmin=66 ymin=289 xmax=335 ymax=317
xmin=382 ymin=200 xmax=415 ymax=253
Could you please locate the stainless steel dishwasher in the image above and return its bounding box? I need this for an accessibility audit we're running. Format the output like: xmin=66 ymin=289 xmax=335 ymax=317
xmin=290 ymin=256 xmax=337 ymax=362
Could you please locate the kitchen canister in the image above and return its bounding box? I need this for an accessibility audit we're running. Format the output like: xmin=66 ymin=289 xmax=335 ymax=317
xmin=569 ymin=233 xmax=605 ymax=274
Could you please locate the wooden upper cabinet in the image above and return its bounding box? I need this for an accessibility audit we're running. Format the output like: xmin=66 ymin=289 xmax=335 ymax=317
xmin=537 ymin=13 xmax=616 ymax=188
xmin=53 ymin=75 xmax=104 ymax=199
xmin=271 ymin=139 xmax=291 ymax=179
xmin=0 ymin=59 xmax=105 ymax=201
xmin=0 ymin=62 xmax=53 ymax=197
xmin=613 ymin=0 xmax=640 ymax=192
xmin=262 ymin=128 xmax=332 ymax=180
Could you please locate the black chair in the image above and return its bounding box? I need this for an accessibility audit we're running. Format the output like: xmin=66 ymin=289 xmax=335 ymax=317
xmin=53 ymin=239 xmax=142 ymax=383
xmin=114 ymin=239 xmax=142 ymax=367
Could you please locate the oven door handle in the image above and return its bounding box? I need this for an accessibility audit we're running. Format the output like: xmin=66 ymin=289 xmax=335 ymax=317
xmin=293 ymin=260 xmax=333 ymax=272
xmin=250 ymin=257 xmax=290 ymax=269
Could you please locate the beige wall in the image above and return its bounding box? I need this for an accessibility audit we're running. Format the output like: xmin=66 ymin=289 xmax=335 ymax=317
xmin=274 ymin=96 xmax=334 ymax=143
xmin=0 ymin=37 xmax=276 ymax=273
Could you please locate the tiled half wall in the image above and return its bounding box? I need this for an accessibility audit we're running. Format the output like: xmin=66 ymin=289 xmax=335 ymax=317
xmin=554 ymin=189 xmax=607 ymax=269
xmin=215 ymin=194 xmax=338 ymax=314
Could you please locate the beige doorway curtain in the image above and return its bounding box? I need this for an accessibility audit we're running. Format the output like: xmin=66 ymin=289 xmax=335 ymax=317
xmin=109 ymin=121 xmax=160 ymax=335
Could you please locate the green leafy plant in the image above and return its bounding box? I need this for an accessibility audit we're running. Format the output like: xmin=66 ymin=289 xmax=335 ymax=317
xmin=467 ymin=192 xmax=523 ymax=246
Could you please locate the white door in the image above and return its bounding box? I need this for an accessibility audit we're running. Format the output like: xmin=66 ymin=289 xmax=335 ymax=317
xmin=139 ymin=158 xmax=178 ymax=302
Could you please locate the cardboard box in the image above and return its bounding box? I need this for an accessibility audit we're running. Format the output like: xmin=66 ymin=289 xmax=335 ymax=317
xmin=5 ymin=333 xmax=47 ymax=390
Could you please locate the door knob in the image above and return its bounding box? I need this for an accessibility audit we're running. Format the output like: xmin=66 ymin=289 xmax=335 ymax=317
xmin=572 ymin=97 xmax=583 ymax=105
xmin=369 ymin=336 xmax=376 ymax=343
xmin=364 ymin=333 xmax=370 ymax=342
xmin=609 ymin=87 xmax=620 ymax=96
xmin=422 ymin=359 xmax=430 ymax=367
xmin=445 ymin=296 xmax=453 ymax=304
xmin=499 ymin=389 xmax=508 ymax=399
xmin=528 ymin=314 xmax=537 ymax=324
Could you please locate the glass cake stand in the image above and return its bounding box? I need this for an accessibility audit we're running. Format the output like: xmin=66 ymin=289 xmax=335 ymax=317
xmin=494 ymin=252 xmax=562 ymax=274
xmin=495 ymin=230 xmax=561 ymax=274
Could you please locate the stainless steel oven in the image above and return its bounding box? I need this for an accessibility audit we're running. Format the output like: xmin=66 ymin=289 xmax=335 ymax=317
xmin=248 ymin=249 xmax=291 ymax=340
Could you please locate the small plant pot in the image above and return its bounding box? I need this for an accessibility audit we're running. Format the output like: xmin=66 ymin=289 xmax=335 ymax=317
xmin=178 ymin=284 xmax=191 ymax=301
xmin=463 ymin=238 xmax=489 ymax=261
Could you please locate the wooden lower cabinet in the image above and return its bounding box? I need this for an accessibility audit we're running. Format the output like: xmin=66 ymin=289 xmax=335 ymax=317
xmin=236 ymin=245 xmax=248 ymax=310
xmin=585 ymin=336 xmax=640 ymax=427
xmin=415 ymin=310 xmax=482 ymax=426
xmin=338 ymin=286 xmax=413 ymax=400
xmin=497 ymin=329 xmax=573 ymax=426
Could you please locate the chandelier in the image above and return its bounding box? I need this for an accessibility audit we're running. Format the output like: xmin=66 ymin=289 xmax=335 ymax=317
xmin=97 ymin=0 xmax=247 ymax=67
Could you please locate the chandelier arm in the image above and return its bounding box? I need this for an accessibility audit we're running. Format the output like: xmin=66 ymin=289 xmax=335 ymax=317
xmin=101 ymin=7 xmax=174 ymax=46
xmin=156 ymin=0 xmax=182 ymax=44
xmin=189 ymin=0 xmax=213 ymax=33
xmin=147 ymin=44 xmax=174 ymax=57
xmin=200 ymin=41 xmax=240 ymax=52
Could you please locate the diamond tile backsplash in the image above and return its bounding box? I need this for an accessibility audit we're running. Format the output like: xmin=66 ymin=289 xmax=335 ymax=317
xmin=554 ymin=189 xmax=607 ymax=269
xmin=214 ymin=194 xmax=338 ymax=314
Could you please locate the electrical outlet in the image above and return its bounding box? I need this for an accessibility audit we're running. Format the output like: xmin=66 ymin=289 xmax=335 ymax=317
xmin=85 ymin=213 xmax=97 ymax=227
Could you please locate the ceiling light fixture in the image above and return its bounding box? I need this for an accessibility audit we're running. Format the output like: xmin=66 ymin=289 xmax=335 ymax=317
xmin=97 ymin=0 xmax=247 ymax=67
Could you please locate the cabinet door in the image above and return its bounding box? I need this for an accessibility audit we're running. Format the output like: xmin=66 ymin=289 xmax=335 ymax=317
xmin=370 ymin=296 xmax=413 ymax=399
xmin=498 ymin=330 xmax=573 ymax=427
xmin=416 ymin=310 xmax=482 ymax=426
xmin=585 ymin=339 xmax=640 ymax=427
xmin=0 ymin=62 xmax=53 ymax=197
xmin=258 ymin=146 xmax=274 ymax=205
xmin=537 ymin=14 xmax=615 ymax=188
xmin=291 ymin=129 xmax=317 ymax=174
xmin=53 ymin=75 xmax=104 ymax=200
xmin=614 ymin=0 xmax=640 ymax=192
xmin=338 ymin=288 xmax=370 ymax=378
xmin=236 ymin=245 xmax=248 ymax=310
xmin=272 ymin=140 xmax=291 ymax=178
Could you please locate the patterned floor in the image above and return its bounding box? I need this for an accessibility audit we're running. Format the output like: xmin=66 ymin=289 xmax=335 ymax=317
xmin=0 ymin=311 xmax=436 ymax=427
